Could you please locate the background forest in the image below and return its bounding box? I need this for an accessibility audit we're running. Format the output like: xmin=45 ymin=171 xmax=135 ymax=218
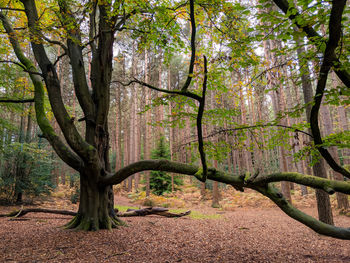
xmin=0 ymin=0 xmax=349 ymax=232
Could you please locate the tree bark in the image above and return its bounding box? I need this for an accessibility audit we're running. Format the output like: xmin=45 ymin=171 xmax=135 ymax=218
xmin=144 ymin=49 xmax=151 ymax=197
xmin=320 ymin=103 xmax=349 ymax=211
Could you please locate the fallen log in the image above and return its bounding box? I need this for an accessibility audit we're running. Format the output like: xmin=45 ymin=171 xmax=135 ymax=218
xmin=0 ymin=207 xmax=191 ymax=219
xmin=117 ymin=207 xmax=191 ymax=217
xmin=0 ymin=208 xmax=76 ymax=218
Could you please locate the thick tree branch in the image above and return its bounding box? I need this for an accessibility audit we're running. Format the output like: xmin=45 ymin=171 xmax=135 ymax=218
xmin=0 ymin=11 xmax=84 ymax=171
xmin=255 ymin=185 xmax=350 ymax=240
xmin=252 ymin=172 xmax=350 ymax=195
xmin=58 ymin=0 xmax=95 ymax=120
xmin=88 ymin=1 xmax=97 ymax=57
xmin=308 ymin=0 xmax=350 ymax=179
xmin=181 ymin=0 xmax=196 ymax=92
xmin=20 ymin=0 xmax=95 ymax=163
xmin=100 ymin=159 xmax=350 ymax=196
xmin=272 ymin=0 xmax=350 ymax=88
xmin=196 ymin=55 xmax=208 ymax=181
xmin=90 ymin=2 xmax=114 ymax=128
xmin=100 ymin=159 xmax=350 ymax=239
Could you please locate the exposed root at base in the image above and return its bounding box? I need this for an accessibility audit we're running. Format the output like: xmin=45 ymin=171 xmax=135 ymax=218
xmin=64 ymin=214 xmax=127 ymax=231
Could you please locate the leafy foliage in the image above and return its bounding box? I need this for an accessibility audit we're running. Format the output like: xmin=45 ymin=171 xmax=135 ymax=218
xmin=0 ymin=142 xmax=55 ymax=202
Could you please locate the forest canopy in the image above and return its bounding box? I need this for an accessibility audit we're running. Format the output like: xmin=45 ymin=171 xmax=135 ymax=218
xmin=0 ymin=0 xmax=349 ymax=239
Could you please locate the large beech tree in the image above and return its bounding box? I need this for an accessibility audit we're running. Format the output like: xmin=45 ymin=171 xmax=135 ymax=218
xmin=0 ymin=0 xmax=350 ymax=239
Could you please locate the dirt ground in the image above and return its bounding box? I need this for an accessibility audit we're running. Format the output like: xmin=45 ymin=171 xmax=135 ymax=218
xmin=0 ymin=196 xmax=349 ymax=263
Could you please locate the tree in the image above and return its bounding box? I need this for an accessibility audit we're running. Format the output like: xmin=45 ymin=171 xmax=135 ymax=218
xmin=149 ymin=136 xmax=182 ymax=195
xmin=0 ymin=0 xmax=349 ymax=240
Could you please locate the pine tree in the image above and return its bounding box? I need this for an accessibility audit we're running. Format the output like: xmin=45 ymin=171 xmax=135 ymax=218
xmin=149 ymin=136 xmax=182 ymax=195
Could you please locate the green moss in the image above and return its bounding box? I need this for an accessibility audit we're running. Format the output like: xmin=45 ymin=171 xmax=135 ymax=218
xmin=64 ymin=214 xmax=81 ymax=229
xmin=111 ymin=216 xmax=127 ymax=227
xmin=170 ymin=209 xmax=222 ymax=220
xmin=114 ymin=205 xmax=139 ymax=212
xmin=115 ymin=205 xmax=221 ymax=220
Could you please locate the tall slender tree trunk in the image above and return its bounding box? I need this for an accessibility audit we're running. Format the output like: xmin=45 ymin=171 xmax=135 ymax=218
xmin=168 ymin=67 xmax=175 ymax=192
xmin=212 ymin=160 xmax=220 ymax=208
xmin=263 ymin=38 xmax=292 ymax=203
xmin=320 ymin=103 xmax=349 ymax=211
xmin=337 ymin=104 xmax=350 ymax=168
xmin=14 ymin=112 xmax=26 ymax=203
xmin=144 ymin=49 xmax=151 ymax=197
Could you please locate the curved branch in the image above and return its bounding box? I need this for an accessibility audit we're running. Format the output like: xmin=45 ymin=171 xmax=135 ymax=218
xmin=0 ymin=10 xmax=84 ymax=171
xmin=0 ymin=59 xmax=26 ymax=70
xmin=20 ymin=0 xmax=95 ymax=163
xmin=196 ymin=55 xmax=208 ymax=181
xmin=0 ymin=59 xmax=41 ymax=75
xmin=42 ymin=35 xmax=68 ymax=52
xmin=178 ymin=124 xmax=312 ymax=147
xmin=100 ymin=159 xmax=350 ymax=239
xmin=309 ymin=0 xmax=350 ymax=179
xmin=116 ymin=79 xmax=202 ymax=101
xmin=100 ymin=159 xmax=350 ymax=196
xmin=255 ymin=185 xmax=350 ymax=240
xmin=211 ymin=124 xmax=312 ymax=138
xmin=181 ymin=0 xmax=196 ymax=92
xmin=252 ymin=172 xmax=350 ymax=195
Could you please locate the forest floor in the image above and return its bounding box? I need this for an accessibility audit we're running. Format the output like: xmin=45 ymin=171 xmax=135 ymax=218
xmin=0 ymin=186 xmax=350 ymax=263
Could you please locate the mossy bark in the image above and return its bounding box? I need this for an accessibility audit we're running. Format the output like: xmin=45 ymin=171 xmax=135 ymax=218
xmin=65 ymin=169 xmax=124 ymax=231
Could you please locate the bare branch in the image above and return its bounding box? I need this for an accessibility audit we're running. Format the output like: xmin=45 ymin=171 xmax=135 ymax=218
xmin=181 ymin=0 xmax=196 ymax=92
xmin=211 ymin=124 xmax=312 ymax=138
xmin=196 ymin=55 xmax=208 ymax=181
xmin=53 ymin=52 xmax=67 ymax=66
xmin=176 ymin=124 xmax=313 ymax=148
xmin=0 ymin=7 xmax=25 ymax=12
xmin=42 ymin=35 xmax=68 ymax=52
xmin=0 ymin=59 xmax=42 ymax=75
xmin=248 ymin=60 xmax=290 ymax=85
xmin=115 ymin=79 xmax=202 ymax=101
xmin=0 ymin=97 xmax=34 ymax=103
